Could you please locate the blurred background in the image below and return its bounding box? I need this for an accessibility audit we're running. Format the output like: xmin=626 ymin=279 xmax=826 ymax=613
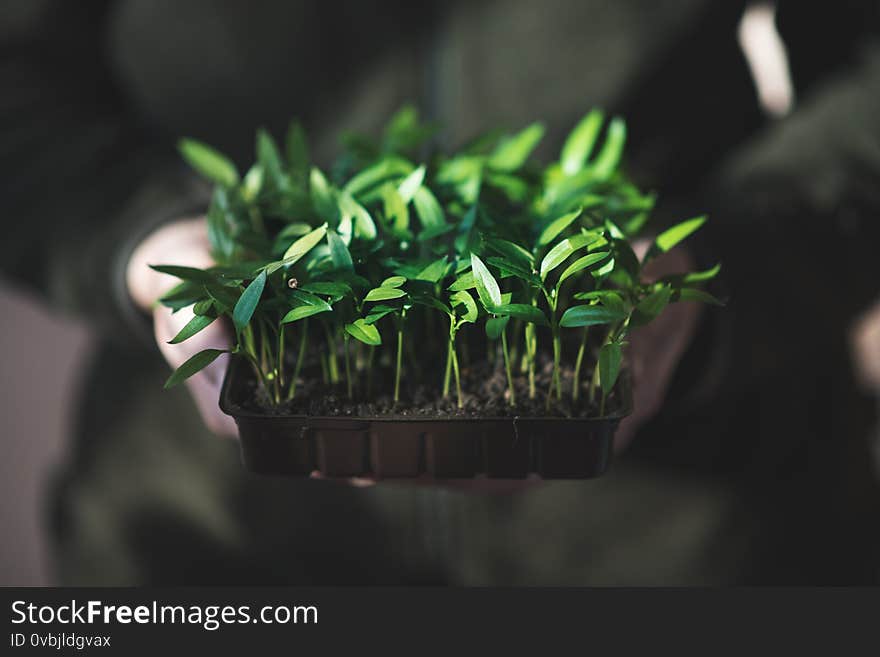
xmin=0 ymin=290 xmax=91 ymax=585
xmin=2 ymin=0 xmax=880 ymax=585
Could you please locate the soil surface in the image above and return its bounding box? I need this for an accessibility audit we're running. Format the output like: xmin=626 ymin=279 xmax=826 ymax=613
xmin=239 ymin=352 xmax=629 ymax=419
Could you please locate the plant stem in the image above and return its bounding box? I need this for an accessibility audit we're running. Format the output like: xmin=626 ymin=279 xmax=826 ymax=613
xmin=501 ymin=327 xmax=516 ymax=406
xmin=547 ymin=325 xmax=562 ymax=411
xmin=366 ymin=345 xmax=375 ymax=398
xmin=572 ymin=327 xmax=588 ymax=402
xmin=277 ymin=324 xmax=286 ymax=389
xmin=320 ymin=352 xmax=329 ymax=385
xmin=509 ymin=319 xmax=523 ymax=372
xmin=451 ymin=341 xmax=463 ymax=408
xmin=344 ymin=333 xmax=353 ymax=399
xmin=589 ymin=361 xmax=600 ymax=406
xmin=263 ymin=320 xmax=280 ymax=404
xmin=244 ymin=352 xmax=268 ymax=394
xmin=394 ymin=323 xmax=403 ymax=404
xmin=286 ymin=320 xmax=308 ymax=401
xmin=600 ymin=388 xmax=607 ymax=417
xmin=443 ymin=337 xmax=453 ymax=398
xmin=323 ymin=322 xmax=340 ymax=384
xmin=242 ymin=324 xmax=272 ymax=399
xmin=258 ymin=320 xmax=269 ymax=374
xmin=443 ymin=316 xmax=457 ymax=399
xmin=526 ymin=323 xmax=536 ymax=399
xmin=553 ymin=339 xmax=562 ymax=403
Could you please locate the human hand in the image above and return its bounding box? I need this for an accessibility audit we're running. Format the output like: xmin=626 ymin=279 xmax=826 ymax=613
xmin=126 ymin=217 xmax=237 ymax=437
xmin=614 ymin=241 xmax=703 ymax=451
xmin=851 ymin=297 xmax=880 ymax=393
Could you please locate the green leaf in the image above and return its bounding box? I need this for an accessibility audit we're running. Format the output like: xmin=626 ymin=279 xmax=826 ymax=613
xmin=488 ymin=122 xmax=545 ymax=172
xmin=256 ymin=128 xmax=284 ymax=187
xmin=486 ymin=257 xmax=541 ymax=285
xmin=485 ymin=237 xmax=535 ymax=268
xmin=242 ymin=164 xmax=263 ymax=200
xmin=232 ymin=270 xmax=266 ymax=332
xmin=410 ymin=292 xmax=451 ymax=315
xmin=599 ymin=291 xmax=626 ymax=315
xmin=416 ymin=222 xmax=456 ymax=242
xmin=470 ymin=253 xmax=502 ymax=309
xmin=676 ymin=287 xmax=724 ymax=306
xmin=684 ymin=263 xmax=721 ymax=284
xmin=486 ymin=315 xmax=510 ymax=340
xmin=365 ymin=287 xmax=407 ymax=302
xmin=448 ymin=271 xmax=475 ymax=292
xmin=599 ymin=342 xmax=623 ymax=397
xmin=344 ymin=157 xmax=414 ymax=196
xmin=178 ymin=139 xmax=239 ymax=187
xmin=345 ymin=319 xmax=382 ymax=346
xmin=310 ymin=168 xmax=338 ymax=221
xmin=438 ymin=156 xmax=483 ymax=204
xmin=561 ymin=108 xmax=605 ymax=175
xmin=203 ymin=284 xmax=239 ymax=313
xmin=413 ymin=186 xmax=445 ymax=228
xmin=149 ymin=265 xmax=220 ymax=285
xmin=327 ymin=230 xmax=353 ymax=270
xmin=365 ymin=304 xmax=397 ymax=324
xmin=281 ymin=303 xmax=332 ymax=324
xmin=164 ymin=349 xmax=226 ymax=389
xmin=192 ymin=299 xmax=214 ymax=316
xmin=297 ymin=281 xmax=351 ymax=299
xmin=382 ymin=105 xmax=435 ymax=153
xmin=591 ymin=117 xmax=626 ymax=178
xmin=592 ymin=256 xmax=616 ymax=279
xmin=574 ymin=289 xmax=624 ymax=303
xmin=381 ymin=276 xmax=407 ymax=288
xmin=632 ymin=285 xmax=673 ymax=326
xmin=380 ymin=184 xmax=409 ymax=233
xmin=559 ymin=304 xmax=628 ymax=328
xmin=206 ymin=188 xmax=235 ymax=260
xmin=272 ymin=222 xmax=314 ymax=254
xmin=338 ymin=193 xmax=377 ymax=240
xmin=485 ymin=171 xmax=530 ymax=203
xmin=285 ymin=120 xmax=310 ymax=179
xmin=415 ymin=257 xmax=449 ymax=283
xmin=660 ymin=263 xmax=722 ymax=289
xmin=491 ymin=303 xmax=549 ymax=326
xmin=654 ymin=216 xmax=706 ymax=253
xmin=450 ymin=290 xmax=478 ymax=323
xmin=280 ymin=224 xmax=328 ymax=265
xmin=611 ymin=238 xmax=641 ymax=282
xmin=536 ymin=209 xmax=582 ymax=247
xmin=557 ymin=251 xmax=611 ymax=286
xmin=539 ymin=233 xmax=600 ymax=280
xmin=397 ymin=165 xmax=426 ymax=203
xmin=167 ymin=314 xmax=217 ymax=344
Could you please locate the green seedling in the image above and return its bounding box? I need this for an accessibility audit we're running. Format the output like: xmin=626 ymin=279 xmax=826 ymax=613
xmin=157 ymin=107 xmax=722 ymax=417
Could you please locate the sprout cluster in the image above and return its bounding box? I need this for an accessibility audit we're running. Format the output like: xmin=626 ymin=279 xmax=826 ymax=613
xmin=158 ymin=107 xmax=720 ymax=415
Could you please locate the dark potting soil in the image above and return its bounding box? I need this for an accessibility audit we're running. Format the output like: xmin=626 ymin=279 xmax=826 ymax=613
xmin=240 ymin=352 xmax=627 ymax=419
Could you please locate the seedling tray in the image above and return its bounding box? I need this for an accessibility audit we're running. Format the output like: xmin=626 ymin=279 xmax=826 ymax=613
xmin=220 ymin=357 xmax=632 ymax=479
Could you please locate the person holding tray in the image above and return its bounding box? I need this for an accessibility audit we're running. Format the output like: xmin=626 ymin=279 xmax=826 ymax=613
xmin=3 ymin=0 xmax=879 ymax=584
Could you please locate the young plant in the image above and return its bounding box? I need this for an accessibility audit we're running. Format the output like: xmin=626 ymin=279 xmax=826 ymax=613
xmin=157 ymin=107 xmax=722 ymax=419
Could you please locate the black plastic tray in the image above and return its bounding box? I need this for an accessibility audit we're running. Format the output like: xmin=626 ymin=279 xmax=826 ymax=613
xmin=219 ymin=357 xmax=632 ymax=479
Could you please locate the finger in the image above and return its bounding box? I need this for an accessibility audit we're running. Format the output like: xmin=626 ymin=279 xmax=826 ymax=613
xmin=616 ymin=299 xmax=700 ymax=450
xmin=154 ymin=305 xmax=237 ymax=438
xmin=851 ymin=299 xmax=880 ymax=391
